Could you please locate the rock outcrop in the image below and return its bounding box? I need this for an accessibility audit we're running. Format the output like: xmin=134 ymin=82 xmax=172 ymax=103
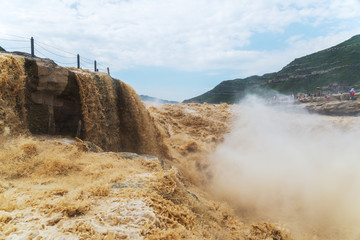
xmin=303 ymin=98 xmax=360 ymax=116
xmin=295 ymin=92 xmax=360 ymax=115
xmin=0 ymin=52 xmax=169 ymax=158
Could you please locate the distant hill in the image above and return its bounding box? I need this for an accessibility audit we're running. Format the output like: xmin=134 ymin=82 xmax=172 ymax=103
xmin=140 ymin=95 xmax=179 ymax=104
xmin=0 ymin=46 xmax=5 ymax=51
xmin=184 ymin=35 xmax=360 ymax=103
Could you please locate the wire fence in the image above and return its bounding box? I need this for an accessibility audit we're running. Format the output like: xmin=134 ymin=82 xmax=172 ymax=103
xmin=0 ymin=34 xmax=109 ymax=73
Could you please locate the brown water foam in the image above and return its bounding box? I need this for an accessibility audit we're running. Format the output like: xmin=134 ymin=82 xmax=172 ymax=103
xmin=0 ymin=52 xmax=168 ymax=157
xmin=73 ymin=70 xmax=117 ymax=149
xmin=0 ymin=134 xmax=268 ymax=239
xmin=147 ymin=103 xmax=232 ymax=185
xmin=113 ymin=81 xmax=169 ymax=157
xmin=67 ymin=68 xmax=169 ymax=157
xmin=0 ymin=102 xmax=294 ymax=239
xmin=1 ymin=53 xmax=297 ymax=239
xmin=0 ymin=54 xmax=27 ymax=135
xmin=0 ymin=51 xmax=167 ymax=157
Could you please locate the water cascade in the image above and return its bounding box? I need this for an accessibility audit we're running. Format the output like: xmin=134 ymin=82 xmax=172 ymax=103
xmin=0 ymin=52 xmax=168 ymax=158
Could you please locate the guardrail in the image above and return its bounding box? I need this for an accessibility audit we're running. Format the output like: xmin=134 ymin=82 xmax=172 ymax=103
xmin=1 ymin=35 xmax=107 ymax=73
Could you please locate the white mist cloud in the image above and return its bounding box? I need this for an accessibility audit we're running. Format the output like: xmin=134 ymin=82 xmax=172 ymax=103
xmin=209 ymin=96 xmax=360 ymax=239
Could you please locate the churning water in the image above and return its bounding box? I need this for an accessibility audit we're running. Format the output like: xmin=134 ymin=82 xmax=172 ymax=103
xmin=210 ymin=96 xmax=360 ymax=239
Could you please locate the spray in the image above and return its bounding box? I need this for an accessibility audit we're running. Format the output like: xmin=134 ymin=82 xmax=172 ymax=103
xmin=209 ymin=95 xmax=360 ymax=239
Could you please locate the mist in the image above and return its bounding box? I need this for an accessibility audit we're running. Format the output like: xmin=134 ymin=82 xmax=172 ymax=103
xmin=209 ymin=95 xmax=360 ymax=239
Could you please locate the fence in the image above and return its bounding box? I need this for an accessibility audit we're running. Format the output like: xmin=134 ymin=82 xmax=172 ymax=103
xmin=0 ymin=34 xmax=108 ymax=73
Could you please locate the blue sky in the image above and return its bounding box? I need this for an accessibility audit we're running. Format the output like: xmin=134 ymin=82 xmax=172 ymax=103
xmin=1 ymin=0 xmax=360 ymax=101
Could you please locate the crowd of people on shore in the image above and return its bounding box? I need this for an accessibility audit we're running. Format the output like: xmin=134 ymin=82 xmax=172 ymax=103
xmin=297 ymin=87 xmax=357 ymax=102
xmin=267 ymin=88 xmax=358 ymax=104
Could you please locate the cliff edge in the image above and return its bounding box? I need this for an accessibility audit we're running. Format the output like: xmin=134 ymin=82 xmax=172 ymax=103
xmin=0 ymin=52 xmax=168 ymax=158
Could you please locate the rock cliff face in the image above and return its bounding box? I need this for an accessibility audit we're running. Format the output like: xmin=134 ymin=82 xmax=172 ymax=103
xmin=0 ymin=52 xmax=168 ymax=158
xmin=23 ymin=55 xmax=81 ymax=136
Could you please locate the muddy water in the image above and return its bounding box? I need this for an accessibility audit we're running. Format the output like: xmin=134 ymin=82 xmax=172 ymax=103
xmin=0 ymin=53 xmax=167 ymax=158
xmin=2 ymin=52 xmax=359 ymax=239
xmin=0 ymin=54 xmax=254 ymax=239
xmin=56 ymin=68 xmax=169 ymax=157
xmin=0 ymin=54 xmax=27 ymax=135
xmin=0 ymin=136 xmax=247 ymax=239
xmin=0 ymin=102 xmax=294 ymax=240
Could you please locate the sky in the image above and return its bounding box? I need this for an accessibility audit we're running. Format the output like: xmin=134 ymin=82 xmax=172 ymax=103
xmin=1 ymin=0 xmax=360 ymax=102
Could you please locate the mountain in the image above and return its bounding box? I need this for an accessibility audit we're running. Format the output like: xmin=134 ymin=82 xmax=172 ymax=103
xmin=0 ymin=46 xmax=5 ymax=51
xmin=140 ymin=94 xmax=179 ymax=104
xmin=184 ymin=35 xmax=360 ymax=103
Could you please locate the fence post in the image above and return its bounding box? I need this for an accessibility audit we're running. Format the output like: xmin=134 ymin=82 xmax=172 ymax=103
xmin=77 ymin=54 xmax=80 ymax=69
xmin=94 ymin=60 xmax=97 ymax=72
xmin=31 ymin=37 xmax=34 ymax=57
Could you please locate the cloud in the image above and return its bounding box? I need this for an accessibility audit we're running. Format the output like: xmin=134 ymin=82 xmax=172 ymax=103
xmin=0 ymin=0 xmax=359 ymax=74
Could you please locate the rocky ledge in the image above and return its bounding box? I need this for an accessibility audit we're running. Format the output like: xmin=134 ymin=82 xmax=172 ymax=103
xmin=299 ymin=93 xmax=360 ymax=116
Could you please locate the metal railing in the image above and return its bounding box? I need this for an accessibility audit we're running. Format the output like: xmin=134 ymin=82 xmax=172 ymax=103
xmin=1 ymin=35 xmax=108 ymax=73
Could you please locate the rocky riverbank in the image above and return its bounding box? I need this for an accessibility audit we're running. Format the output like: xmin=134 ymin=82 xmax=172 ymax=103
xmin=298 ymin=92 xmax=360 ymax=116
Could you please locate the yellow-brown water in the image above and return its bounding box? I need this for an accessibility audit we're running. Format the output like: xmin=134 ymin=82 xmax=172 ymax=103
xmin=0 ymin=102 xmax=292 ymax=239
xmin=1 ymin=53 xmax=256 ymax=239
xmin=0 ymin=128 xmax=289 ymax=239
xmin=0 ymin=54 xmax=27 ymax=135
xmin=64 ymin=68 xmax=168 ymax=158
xmin=0 ymin=53 xmax=167 ymax=158
xmin=1 ymin=53 xmax=360 ymax=239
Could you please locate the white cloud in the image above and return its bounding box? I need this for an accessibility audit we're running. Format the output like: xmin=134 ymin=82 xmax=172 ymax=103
xmin=0 ymin=0 xmax=359 ymax=75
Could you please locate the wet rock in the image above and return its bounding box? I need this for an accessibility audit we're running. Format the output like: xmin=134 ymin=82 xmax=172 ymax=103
xmin=2 ymin=52 xmax=168 ymax=158
xmin=305 ymin=100 xmax=360 ymax=116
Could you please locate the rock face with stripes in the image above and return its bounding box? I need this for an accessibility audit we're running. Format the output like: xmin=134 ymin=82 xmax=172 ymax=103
xmin=0 ymin=52 xmax=169 ymax=158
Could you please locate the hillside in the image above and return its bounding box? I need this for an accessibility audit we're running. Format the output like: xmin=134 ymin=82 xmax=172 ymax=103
xmin=185 ymin=34 xmax=360 ymax=103
xmin=0 ymin=46 xmax=5 ymax=51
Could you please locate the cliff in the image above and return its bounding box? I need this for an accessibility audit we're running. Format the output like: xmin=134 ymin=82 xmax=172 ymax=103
xmin=0 ymin=52 xmax=168 ymax=158
xmin=185 ymin=34 xmax=360 ymax=104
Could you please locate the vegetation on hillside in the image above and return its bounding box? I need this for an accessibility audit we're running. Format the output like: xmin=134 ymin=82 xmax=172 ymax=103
xmin=185 ymin=35 xmax=360 ymax=104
